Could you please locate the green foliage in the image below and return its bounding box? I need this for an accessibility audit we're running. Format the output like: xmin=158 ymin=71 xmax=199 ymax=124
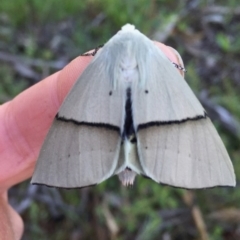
xmin=0 ymin=65 xmax=27 ymax=103
xmin=185 ymin=63 xmax=202 ymax=93
xmin=216 ymin=33 xmax=231 ymax=52
xmin=0 ymin=0 xmax=87 ymax=26
xmin=210 ymin=226 xmax=223 ymax=240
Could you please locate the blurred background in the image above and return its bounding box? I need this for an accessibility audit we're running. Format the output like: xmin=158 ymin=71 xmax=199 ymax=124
xmin=1 ymin=0 xmax=240 ymax=239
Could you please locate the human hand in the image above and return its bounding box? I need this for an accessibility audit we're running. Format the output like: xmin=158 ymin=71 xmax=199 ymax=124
xmin=0 ymin=42 xmax=184 ymax=240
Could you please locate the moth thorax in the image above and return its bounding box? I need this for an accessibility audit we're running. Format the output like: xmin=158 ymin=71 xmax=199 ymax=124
xmin=119 ymin=55 xmax=138 ymax=83
xmin=118 ymin=168 xmax=137 ymax=186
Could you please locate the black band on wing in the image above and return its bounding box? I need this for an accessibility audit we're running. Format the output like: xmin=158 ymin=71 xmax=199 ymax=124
xmin=137 ymin=112 xmax=208 ymax=131
xmin=56 ymin=114 xmax=120 ymax=132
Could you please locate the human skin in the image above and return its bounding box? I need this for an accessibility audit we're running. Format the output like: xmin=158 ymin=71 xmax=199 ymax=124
xmin=0 ymin=42 xmax=184 ymax=240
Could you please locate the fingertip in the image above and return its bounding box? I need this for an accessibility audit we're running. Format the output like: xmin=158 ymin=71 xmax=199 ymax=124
xmin=154 ymin=41 xmax=185 ymax=76
xmin=168 ymin=46 xmax=185 ymax=76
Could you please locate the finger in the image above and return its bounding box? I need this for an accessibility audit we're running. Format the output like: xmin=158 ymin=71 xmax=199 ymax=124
xmin=154 ymin=42 xmax=185 ymax=77
xmin=0 ymin=192 xmax=23 ymax=240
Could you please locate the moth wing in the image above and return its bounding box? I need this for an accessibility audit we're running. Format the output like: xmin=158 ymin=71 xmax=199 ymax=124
xmin=31 ymin=51 xmax=125 ymax=188
xmin=132 ymin=45 xmax=205 ymax=126
xmin=31 ymin=120 xmax=121 ymax=188
xmin=131 ymin=44 xmax=235 ymax=188
xmin=58 ymin=51 xmax=125 ymax=127
xmin=137 ymin=118 xmax=235 ymax=188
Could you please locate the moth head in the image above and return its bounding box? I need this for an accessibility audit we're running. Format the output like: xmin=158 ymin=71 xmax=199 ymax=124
xmin=121 ymin=24 xmax=135 ymax=32
xmin=117 ymin=23 xmax=141 ymax=36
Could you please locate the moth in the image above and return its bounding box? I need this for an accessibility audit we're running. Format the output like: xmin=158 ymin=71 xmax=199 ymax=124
xmin=31 ymin=24 xmax=235 ymax=189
